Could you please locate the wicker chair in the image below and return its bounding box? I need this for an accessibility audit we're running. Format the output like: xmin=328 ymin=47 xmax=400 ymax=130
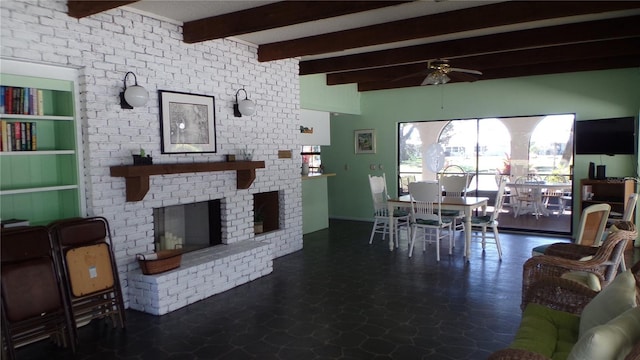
xmin=489 ymin=260 xmax=640 ymax=360
xmin=521 ymin=221 xmax=637 ymax=309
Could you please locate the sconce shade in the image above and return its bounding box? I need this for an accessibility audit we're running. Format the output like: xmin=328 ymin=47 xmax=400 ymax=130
xmin=120 ymin=71 xmax=148 ymax=109
xmin=238 ymin=99 xmax=255 ymax=116
xmin=234 ymin=88 xmax=255 ymax=117
xmin=124 ymin=85 xmax=149 ymax=107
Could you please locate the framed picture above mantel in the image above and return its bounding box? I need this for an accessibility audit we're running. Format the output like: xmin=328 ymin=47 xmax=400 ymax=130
xmin=159 ymin=90 xmax=216 ymax=154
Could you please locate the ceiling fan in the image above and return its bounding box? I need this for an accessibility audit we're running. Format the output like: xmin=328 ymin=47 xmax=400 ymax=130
xmin=400 ymin=59 xmax=483 ymax=85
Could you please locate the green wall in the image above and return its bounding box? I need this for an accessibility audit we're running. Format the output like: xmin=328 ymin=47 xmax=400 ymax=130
xmin=300 ymin=74 xmax=361 ymax=114
xmin=303 ymin=68 xmax=640 ymax=230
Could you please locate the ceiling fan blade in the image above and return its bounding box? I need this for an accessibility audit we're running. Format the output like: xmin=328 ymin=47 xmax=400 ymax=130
xmin=450 ymin=67 xmax=483 ymax=75
xmin=393 ymin=69 xmax=431 ymax=82
xmin=447 ymin=71 xmax=479 ymax=82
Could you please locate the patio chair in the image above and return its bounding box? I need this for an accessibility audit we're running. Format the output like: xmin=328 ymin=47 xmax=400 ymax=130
xmin=407 ymin=181 xmax=453 ymax=261
xmin=368 ymin=173 xmax=410 ymax=247
xmin=512 ymin=175 xmax=544 ymax=219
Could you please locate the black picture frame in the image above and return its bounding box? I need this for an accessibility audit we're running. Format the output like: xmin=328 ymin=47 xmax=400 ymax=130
xmin=159 ymin=90 xmax=216 ymax=154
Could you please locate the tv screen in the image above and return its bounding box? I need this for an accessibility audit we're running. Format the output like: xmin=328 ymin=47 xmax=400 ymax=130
xmin=574 ymin=117 xmax=636 ymax=155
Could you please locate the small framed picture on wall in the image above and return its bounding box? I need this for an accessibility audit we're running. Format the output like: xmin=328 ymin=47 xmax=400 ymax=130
xmin=354 ymin=129 xmax=376 ymax=154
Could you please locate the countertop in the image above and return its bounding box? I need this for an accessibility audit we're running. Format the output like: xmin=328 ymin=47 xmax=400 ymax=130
xmin=302 ymin=173 xmax=336 ymax=180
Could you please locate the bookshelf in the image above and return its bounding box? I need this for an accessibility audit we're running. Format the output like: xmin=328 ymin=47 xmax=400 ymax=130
xmin=0 ymin=59 xmax=84 ymax=225
xmin=579 ymin=178 xmax=636 ymax=217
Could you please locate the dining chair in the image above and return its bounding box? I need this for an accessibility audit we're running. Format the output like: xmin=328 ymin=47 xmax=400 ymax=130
xmin=469 ymin=175 xmax=508 ymax=259
xmin=512 ymin=175 xmax=544 ymax=219
xmin=437 ymin=164 xmax=470 ymax=242
xmin=531 ymin=203 xmax=611 ymax=257
xmin=1 ymin=226 xmax=76 ymax=359
xmin=368 ymin=173 xmax=410 ymax=247
xmin=407 ymin=181 xmax=453 ymax=261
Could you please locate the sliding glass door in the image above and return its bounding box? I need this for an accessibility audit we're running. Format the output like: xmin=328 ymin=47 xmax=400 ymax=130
xmin=398 ymin=114 xmax=574 ymax=235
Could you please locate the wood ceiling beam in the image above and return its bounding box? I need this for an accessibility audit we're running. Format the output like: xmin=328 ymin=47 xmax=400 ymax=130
xmin=67 ymin=1 xmax=138 ymax=18
xmin=300 ymin=15 xmax=640 ymax=75
xmin=357 ymin=56 xmax=640 ymax=92
xmin=259 ymin=1 xmax=640 ymax=62
xmin=183 ymin=1 xmax=409 ymax=44
xmin=327 ymin=38 xmax=640 ymax=85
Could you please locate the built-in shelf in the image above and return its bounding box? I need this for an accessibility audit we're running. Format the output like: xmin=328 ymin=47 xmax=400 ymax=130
xmin=110 ymin=161 xmax=266 ymax=202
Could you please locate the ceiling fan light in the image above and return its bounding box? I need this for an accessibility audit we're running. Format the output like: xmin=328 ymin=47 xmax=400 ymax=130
xmin=425 ymin=71 xmax=450 ymax=85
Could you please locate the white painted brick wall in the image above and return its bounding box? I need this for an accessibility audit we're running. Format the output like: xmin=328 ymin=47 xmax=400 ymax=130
xmin=2 ymin=0 xmax=303 ymax=313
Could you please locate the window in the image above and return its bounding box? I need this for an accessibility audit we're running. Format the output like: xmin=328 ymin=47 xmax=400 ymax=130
xmin=301 ymin=145 xmax=322 ymax=174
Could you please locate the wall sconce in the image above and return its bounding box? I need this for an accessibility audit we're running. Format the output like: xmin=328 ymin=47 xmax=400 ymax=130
xmin=120 ymin=71 xmax=149 ymax=109
xmin=233 ymin=88 xmax=255 ymax=117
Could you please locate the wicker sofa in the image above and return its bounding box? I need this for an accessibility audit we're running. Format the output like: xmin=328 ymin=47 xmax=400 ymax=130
xmin=489 ymin=224 xmax=640 ymax=360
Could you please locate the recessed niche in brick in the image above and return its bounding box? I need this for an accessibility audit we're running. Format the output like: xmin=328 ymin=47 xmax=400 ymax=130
xmin=153 ymin=200 xmax=222 ymax=252
xmin=254 ymin=191 xmax=279 ymax=234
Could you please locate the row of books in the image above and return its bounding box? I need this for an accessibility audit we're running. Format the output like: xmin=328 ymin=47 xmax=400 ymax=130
xmin=0 ymin=121 xmax=37 ymax=151
xmin=0 ymin=86 xmax=45 ymax=116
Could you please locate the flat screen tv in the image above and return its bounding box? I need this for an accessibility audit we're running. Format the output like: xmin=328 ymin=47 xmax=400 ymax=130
xmin=574 ymin=117 xmax=637 ymax=155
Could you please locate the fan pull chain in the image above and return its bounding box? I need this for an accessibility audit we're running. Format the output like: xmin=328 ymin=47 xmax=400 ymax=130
xmin=440 ymin=85 xmax=445 ymax=110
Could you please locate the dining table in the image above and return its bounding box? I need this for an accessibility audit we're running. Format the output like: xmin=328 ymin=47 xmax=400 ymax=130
xmin=387 ymin=195 xmax=489 ymax=260
xmin=508 ymin=182 xmax=571 ymax=217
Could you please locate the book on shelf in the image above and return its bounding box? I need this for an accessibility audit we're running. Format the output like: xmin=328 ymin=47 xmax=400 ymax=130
xmin=1 ymin=218 xmax=30 ymax=228
xmin=0 ymin=86 xmax=42 ymax=115
xmin=0 ymin=121 xmax=37 ymax=151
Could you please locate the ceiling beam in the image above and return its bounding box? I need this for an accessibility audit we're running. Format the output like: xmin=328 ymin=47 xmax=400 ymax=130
xmin=357 ymin=56 xmax=640 ymax=91
xmin=300 ymin=15 xmax=640 ymax=75
xmin=183 ymin=1 xmax=409 ymax=44
xmin=67 ymin=1 xmax=138 ymax=18
xmin=327 ymin=38 xmax=640 ymax=85
xmin=259 ymin=1 xmax=640 ymax=62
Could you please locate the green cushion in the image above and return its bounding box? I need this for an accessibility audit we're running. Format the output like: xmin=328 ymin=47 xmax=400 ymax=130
xmin=439 ymin=209 xmax=460 ymax=217
xmin=579 ymin=269 xmax=637 ymax=336
xmin=569 ymin=307 xmax=640 ymax=360
xmin=510 ymin=303 xmax=580 ymax=360
xmin=470 ymin=215 xmax=491 ymax=224
xmin=415 ymin=218 xmax=451 ymax=226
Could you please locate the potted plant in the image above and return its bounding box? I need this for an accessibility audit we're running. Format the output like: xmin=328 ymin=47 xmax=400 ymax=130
xmin=133 ymin=148 xmax=153 ymax=165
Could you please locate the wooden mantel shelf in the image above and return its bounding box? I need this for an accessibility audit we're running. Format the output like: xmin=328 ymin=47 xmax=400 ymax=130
xmin=110 ymin=161 xmax=265 ymax=201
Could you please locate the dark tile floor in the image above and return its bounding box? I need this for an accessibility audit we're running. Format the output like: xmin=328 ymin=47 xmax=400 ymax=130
xmin=12 ymin=220 xmax=602 ymax=359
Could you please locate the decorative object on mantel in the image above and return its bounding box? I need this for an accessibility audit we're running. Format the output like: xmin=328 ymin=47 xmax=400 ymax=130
xmin=241 ymin=145 xmax=253 ymax=161
xmin=132 ymin=148 xmax=153 ymax=165
xmin=159 ymin=90 xmax=216 ymax=154
xmin=300 ymin=126 xmax=313 ymax=134
xmin=120 ymin=71 xmax=149 ymax=109
xmin=110 ymin=161 xmax=266 ymax=201
xmin=226 ymin=154 xmax=236 ymax=162
xmin=136 ymin=249 xmax=182 ymax=275
xmin=233 ymin=88 xmax=255 ymax=117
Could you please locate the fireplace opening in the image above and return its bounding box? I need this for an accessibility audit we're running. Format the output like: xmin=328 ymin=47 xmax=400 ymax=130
xmin=153 ymin=199 xmax=222 ymax=253
xmin=254 ymin=191 xmax=279 ymax=234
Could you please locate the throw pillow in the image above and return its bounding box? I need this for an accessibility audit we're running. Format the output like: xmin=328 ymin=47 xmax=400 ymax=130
xmin=568 ymin=307 xmax=640 ymax=360
xmin=579 ymin=269 xmax=637 ymax=336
